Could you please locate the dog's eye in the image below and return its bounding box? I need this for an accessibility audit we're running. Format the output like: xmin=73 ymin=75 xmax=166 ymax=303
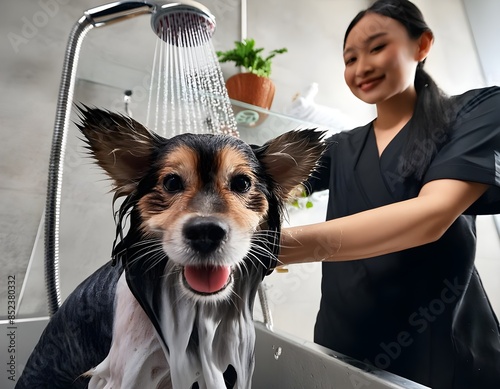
xmin=163 ymin=174 xmax=184 ymax=193
xmin=230 ymin=174 xmax=252 ymax=193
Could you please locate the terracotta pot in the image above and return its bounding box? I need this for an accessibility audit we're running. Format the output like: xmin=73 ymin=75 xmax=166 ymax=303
xmin=225 ymin=73 xmax=276 ymax=110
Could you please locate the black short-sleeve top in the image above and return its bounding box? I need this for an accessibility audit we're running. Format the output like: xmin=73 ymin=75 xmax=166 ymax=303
xmin=309 ymin=86 xmax=500 ymax=389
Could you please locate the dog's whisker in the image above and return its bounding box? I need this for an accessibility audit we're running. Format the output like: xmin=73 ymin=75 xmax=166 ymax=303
xmin=126 ymin=255 xmax=165 ymax=275
xmin=239 ymin=259 xmax=251 ymax=277
xmin=228 ymin=290 xmax=243 ymax=313
xmin=249 ymin=243 xmax=277 ymax=261
xmin=254 ymin=231 xmax=279 ymax=241
xmin=128 ymin=242 xmax=163 ymax=259
xmin=236 ymin=261 xmax=250 ymax=279
xmin=144 ymin=254 xmax=168 ymax=273
xmin=249 ymin=241 xmax=275 ymax=254
xmin=128 ymin=237 xmax=163 ymax=248
xmin=245 ymin=252 xmax=264 ymax=270
xmin=252 ymin=230 xmax=280 ymax=240
xmin=127 ymin=246 xmax=164 ymax=266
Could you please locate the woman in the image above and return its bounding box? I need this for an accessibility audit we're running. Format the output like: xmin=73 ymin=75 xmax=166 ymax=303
xmin=279 ymin=0 xmax=500 ymax=387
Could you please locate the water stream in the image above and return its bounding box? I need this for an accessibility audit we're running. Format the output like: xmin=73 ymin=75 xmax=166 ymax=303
xmin=146 ymin=12 xmax=238 ymax=138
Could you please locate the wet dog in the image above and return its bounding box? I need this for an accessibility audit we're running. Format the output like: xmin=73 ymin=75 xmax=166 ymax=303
xmin=17 ymin=107 xmax=325 ymax=389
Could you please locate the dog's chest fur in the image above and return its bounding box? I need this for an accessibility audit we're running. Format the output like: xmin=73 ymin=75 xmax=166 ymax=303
xmin=89 ymin=274 xmax=171 ymax=388
xmin=89 ymin=265 xmax=257 ymax=389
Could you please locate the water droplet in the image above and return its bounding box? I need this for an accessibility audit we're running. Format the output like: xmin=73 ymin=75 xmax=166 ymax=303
xmin=273 ymin=345 xmax=282 ymax=360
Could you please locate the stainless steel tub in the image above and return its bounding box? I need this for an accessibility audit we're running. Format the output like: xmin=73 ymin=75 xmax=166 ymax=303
xmin=1 ymin=318 xmax=429 ymax=388
xmin=253 ymin=321 xmax=429 ymax=388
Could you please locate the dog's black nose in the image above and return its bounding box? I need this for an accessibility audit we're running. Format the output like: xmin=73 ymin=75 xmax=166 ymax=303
xmin=183 ymin=217 xmax=228 ymax=253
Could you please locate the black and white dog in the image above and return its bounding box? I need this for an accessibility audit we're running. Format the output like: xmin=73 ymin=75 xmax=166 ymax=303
xmin=17 ymin=107 xmax=325 ymax=389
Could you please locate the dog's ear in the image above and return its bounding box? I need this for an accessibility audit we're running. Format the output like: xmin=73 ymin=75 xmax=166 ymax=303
xmin=76 ymin=106 xmax=161 ymax=197
xmin=254 ymin=129 xmax=327 ymax=201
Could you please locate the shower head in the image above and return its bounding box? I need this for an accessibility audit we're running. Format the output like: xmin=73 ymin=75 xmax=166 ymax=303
xmin=83 ymin=1 xmax=216 ymax=46
xmin=150 ymin=0 xmax=216 ymax=46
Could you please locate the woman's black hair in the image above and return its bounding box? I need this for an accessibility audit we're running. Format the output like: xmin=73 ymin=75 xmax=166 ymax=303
xmin=344 ymin=0 xmax=454 ymax=180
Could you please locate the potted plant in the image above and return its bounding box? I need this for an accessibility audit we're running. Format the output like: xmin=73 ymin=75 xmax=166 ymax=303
xmin=217 ymin=38 xmax=287 ymax=110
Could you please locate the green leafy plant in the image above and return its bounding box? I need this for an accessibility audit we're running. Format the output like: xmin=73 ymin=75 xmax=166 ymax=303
xmin=290 ymin=187 xmax=314 ymax=209
xmin=216 ymin=38 xmax=287 ymax=78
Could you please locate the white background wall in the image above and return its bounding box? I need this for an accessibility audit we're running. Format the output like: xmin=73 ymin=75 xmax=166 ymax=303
xmin=463 ymin=0 xmax=500 ymax=86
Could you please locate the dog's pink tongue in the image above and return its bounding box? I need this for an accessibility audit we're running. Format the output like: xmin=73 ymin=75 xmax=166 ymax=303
xmin=184 ymin=265 xmax=231 ymax=294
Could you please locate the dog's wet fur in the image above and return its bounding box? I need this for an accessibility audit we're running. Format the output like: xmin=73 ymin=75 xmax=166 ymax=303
xmin=17 ymin=107 xmax=325 ymax=389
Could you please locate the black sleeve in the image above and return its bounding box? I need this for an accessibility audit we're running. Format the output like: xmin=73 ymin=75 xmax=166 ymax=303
xmin=423 ymin=86 xmax=500 ymax=214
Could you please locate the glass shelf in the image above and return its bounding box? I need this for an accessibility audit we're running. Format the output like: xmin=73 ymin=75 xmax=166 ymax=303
xmin=229 ymin=98 xmax=330 ymax=144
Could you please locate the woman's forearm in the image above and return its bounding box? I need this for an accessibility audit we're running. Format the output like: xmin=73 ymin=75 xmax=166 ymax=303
xmin=279 ymin=180 xmax=488 ymax=265
xmin=280 ymin=197 xmax=440 ymax=264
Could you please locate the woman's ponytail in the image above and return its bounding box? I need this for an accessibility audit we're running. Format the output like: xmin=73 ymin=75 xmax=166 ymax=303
xmin=399 ymin=63 xmax=453 ymax=180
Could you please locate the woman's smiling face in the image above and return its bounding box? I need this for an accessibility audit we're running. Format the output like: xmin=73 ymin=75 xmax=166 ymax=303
xmin=343 ymin=13 xmax=421 ymax=105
